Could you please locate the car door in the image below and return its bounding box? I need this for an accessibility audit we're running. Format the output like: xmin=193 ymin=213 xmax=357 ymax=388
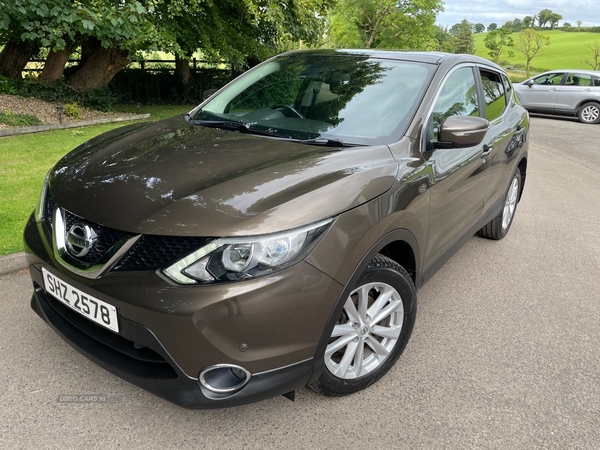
xmin=554 ymin=72 xmax=594 ymax=112
xmin=518 ymin=72 xmax=565 ymax=110
xmin=422 ymin=65 xmax=489 ymax=270
xmin=478 ymin=68 xmax=527 ymax=214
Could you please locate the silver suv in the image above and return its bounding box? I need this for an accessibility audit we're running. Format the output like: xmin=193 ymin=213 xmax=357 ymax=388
xmin=514 ymin=70 xmax=600 ymax=124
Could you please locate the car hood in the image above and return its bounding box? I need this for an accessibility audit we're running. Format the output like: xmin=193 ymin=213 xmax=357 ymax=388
xmin=49 ymin=116 xmax=398 ymax=237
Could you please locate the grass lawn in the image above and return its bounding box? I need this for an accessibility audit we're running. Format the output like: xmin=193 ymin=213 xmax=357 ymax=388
xmin=0 ymin=104 xmax=193 ymax=256
xmin=473 ymin=30 xmax=600 ymax=75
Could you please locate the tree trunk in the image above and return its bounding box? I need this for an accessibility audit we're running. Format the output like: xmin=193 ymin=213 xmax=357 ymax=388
xmin=79 ymin=37 xmax=102 ymax=68
xmin=40 ymin=47 xmax=73 ymax=82
xmin=69 ymin=47 xmax=130 ymax=92
xmin=175 ymin=57 xmax=192 ymax=85
xmin=0 ymin=39 xmax=39 ymax=80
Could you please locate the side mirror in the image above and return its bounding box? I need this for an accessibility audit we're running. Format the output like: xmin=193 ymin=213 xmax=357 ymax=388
xmin=435 ymin=116 xmax=489 ymax=149
xmin=203 ymin=88 xmax=218 ymax=100
xmin=525 ymin=79 xmax=534 ymax=87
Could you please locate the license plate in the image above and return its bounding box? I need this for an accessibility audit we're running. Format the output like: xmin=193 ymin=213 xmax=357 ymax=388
xmin=42 ymin=268 xmax=119 ymax=333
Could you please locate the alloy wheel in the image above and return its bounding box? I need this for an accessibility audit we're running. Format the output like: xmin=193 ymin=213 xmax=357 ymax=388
xmin=325 ymin=282 xmax=404 ymax=379
xmin=502 ymin=176 xmax=519 ymax=230
xmin=581 ymin=105 xmax=600 ymax=123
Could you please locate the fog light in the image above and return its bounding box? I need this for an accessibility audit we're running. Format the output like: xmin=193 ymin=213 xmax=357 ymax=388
xmin=199 ymin=364 xmax=251 ymax=394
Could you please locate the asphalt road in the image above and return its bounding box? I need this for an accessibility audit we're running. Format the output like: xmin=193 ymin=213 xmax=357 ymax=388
xmin=1 ymin=117 xmax=599 ymax=449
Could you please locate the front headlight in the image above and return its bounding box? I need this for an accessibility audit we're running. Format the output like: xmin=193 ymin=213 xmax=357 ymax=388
xmin=35 ymin=170 xmax=51 ymax=222
xmin=162 ymin=218 xmax=334 ymax=285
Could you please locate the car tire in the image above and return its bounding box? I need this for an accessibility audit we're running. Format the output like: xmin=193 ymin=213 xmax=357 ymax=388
xmin=478 ymin=168 xmax=522 ymax=240
xmin=577 ymin=102 xmax=600 ymax=124
xmin=310 ymin=254 xmax=416 ymax=396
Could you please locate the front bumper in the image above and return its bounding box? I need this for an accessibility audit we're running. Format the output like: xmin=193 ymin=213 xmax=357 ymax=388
xmin=30 ymin=284 xmax=313 ymax=408
xmin=24 ymin=214 xmax=344 ymax=408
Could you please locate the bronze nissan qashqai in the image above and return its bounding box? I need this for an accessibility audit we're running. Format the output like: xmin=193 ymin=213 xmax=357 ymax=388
xmin=24 ymin=50 xmax=529 ymax=408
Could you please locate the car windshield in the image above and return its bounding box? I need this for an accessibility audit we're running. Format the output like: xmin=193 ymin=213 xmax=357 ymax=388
xmin=192 ymin=52 xmax=435 ymax=146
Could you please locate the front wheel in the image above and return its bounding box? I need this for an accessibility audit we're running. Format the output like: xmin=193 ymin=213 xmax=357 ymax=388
xmin=578 ymin=102 xmax=600 ymax=124
xmin=310 ymin=254 xmax=416 ymax=396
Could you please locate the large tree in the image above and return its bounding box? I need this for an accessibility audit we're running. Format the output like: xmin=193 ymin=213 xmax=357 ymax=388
xmin=548 ymin=12 xmax=563 ymax=30
xmin=328 ymin=0 xmax=443 ymax=49
xmin=523 ymin=16 xmax=535 ymax=29
xmin=515 ymin=29 xmax=550 ymax=77
xmin=0 ymin=0 xmax=334 ymax=91
xmin=450 ymin=20 xmax=475 ymax=54
xmin=537 ymin=9 xmax=558 ymax=28
xmin=0 ymin=0 xmax=152 ymax=85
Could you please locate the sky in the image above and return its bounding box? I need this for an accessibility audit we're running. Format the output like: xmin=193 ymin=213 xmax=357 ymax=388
xmin=436 ymin=0 xmax=600 ymax=28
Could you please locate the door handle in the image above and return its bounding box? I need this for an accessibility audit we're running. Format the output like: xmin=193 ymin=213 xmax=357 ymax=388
xmin=482 ymin=144 xmax=493 ymax=157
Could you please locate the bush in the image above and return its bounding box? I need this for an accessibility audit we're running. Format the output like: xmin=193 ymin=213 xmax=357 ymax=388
xmin=108 ymin=68 xmax=239 ymax=105
xmin=64 ymin=102 xmax=83 ymax=119
xmin=0 ymin=111 xmax=42 ymax=127
xmin=0 ymin=76 xmax=17 ymax=95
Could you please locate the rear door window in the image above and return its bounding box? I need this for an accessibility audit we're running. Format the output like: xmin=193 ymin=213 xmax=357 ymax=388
xmin=565 ymin=73 xmax=593 ymax=86
xmin=479 ymin=70 xmax=506 ymax=122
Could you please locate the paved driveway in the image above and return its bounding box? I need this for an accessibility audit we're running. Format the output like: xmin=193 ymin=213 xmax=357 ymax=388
xmin=1 ymin=117 xmax=599 ymax=449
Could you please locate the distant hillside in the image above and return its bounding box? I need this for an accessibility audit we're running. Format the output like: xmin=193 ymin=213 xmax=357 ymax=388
xmin=473 ymin=30 xmax=600 ymax=74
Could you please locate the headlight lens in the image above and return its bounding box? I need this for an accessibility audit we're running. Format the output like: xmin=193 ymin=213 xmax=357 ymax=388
xmin=163 ymin=218 xmax=334 ymax=285
xmin=35 ymin=170 xmax=51 ymax=222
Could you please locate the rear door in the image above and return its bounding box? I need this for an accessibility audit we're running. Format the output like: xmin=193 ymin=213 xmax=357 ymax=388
xmin=555 ymin=72 xmax=595 ymax=112
xmin=478 ymin=68 xmax=527 ymax=214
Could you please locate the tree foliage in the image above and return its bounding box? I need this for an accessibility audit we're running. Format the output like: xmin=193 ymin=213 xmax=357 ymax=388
xmin=537 ymin=9 xmax=562 ymax=29
xmin=523 ymin=16 xmax=535 ymax=29
xmin=484 ymin=28 xmax=513 ymax=63
xmin=0 ymin=0 xmax=334 ymax=90
xmin=450 ymin=20 xmax=475 ymax=54
xmin=327 ymin=0 xmax=443 ymax=50
xmin=473 ymin=23 xmax=485 ymax=33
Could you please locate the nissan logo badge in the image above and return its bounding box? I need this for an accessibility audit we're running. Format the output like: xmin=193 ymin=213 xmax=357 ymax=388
xmin=66 ymin=224 xmax=97 ymax=258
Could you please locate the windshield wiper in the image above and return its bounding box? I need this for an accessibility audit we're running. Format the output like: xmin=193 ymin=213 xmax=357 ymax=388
xmin=298 ymin=138 xmax=363 ymax=147
xmin=190 ymin=120 xmax=291 ymax=139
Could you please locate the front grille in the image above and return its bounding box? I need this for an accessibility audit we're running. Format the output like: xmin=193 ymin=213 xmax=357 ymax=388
xmin=62 ymin=209 xmax=133 ymax=264
xmin=45 ymin=193 xmax=211 ymax=272
xmin=115 ymin=235 xmax=211 ymax=271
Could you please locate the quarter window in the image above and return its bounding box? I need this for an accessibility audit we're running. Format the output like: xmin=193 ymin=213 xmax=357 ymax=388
xmin=480 ymin=70 xmax=506 ymax=122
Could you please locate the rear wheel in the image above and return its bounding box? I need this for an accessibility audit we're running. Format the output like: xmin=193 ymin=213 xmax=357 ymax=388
xmin=310 ymin=254 xmax=416 ymax=396
xmin=479 ymin=168 xmax=521 ymax=240
xmin=577 ymin=102 xmax=600 ymax=124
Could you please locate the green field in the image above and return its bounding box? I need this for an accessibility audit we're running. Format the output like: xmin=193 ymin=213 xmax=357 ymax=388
xmin=473 ymin=30 xmax=600 ymax=74
xmin=0 ymin=105 xmax=193 ymax=256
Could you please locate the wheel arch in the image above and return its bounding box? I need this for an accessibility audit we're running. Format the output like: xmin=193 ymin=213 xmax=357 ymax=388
xmin=308 ymin=229 xmax=420 ymax=385
xmin=576 ymin=99 xmax=600 ymax=111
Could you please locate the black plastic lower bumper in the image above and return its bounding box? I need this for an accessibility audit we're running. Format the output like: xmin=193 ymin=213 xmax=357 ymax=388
xmin=30 ymin=284 xmax=314 ymax=409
